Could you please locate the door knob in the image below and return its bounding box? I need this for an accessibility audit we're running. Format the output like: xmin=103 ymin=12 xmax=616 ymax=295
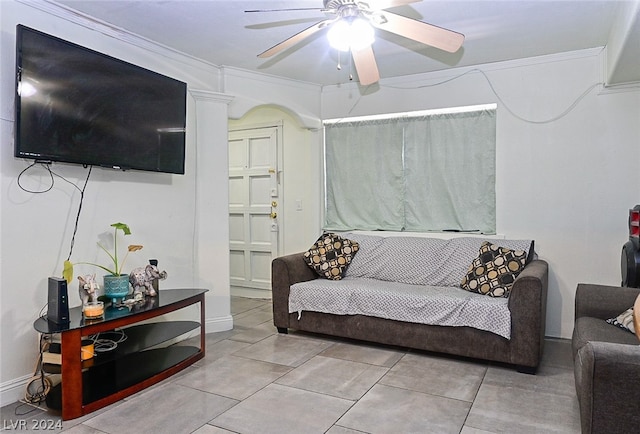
xmin=270 ymin=212 xmax=277 ymax=219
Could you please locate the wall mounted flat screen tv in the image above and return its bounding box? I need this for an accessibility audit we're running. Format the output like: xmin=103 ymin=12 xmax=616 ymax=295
xmin=15 ymin=25 xmax=187 ymax=174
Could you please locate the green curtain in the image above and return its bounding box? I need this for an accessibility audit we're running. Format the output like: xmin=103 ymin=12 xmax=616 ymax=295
xmin=324 ymin=119 xmax=405 ymax=230
xmin=324 ymin=107 xmax=496 ymax=234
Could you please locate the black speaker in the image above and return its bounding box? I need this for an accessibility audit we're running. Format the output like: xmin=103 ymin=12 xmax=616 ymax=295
xmin=47 ymin=277 xmax=70 ymax=324
xmin=622 ymin=240 xmax=640 ymax=288
xmin=621 ymin=205 xmax=640 ymax=288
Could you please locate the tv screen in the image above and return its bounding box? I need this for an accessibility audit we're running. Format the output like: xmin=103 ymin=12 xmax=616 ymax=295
xmin=15 ymin=25 xmax=187 ymax=174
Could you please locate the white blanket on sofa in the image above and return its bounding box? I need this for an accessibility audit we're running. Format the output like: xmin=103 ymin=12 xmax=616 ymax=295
xmin=289 ymin=234 xmax=534 ymax=339
xmin=289 ymin=277 xmax=512 ymax=338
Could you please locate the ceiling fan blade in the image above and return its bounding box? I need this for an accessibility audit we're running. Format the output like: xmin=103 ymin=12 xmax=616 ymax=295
xmin=245 ymin=8 xmax=327 ymax=13
xmin=351 ymin=45 xmax=380 ymax=85
xmin=258 ymin=19 xmax=336 ymax=58
xmin=371 ymin=11 xmax=464 ymax=53
xmin=361 ymin=0 xmax=422 ymax=10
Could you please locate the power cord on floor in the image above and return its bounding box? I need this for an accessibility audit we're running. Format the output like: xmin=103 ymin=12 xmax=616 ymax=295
xmin=23 ymin=334 xmax=53 ymax=405
xmin=21 ymin=322 xmax=127 ymax=411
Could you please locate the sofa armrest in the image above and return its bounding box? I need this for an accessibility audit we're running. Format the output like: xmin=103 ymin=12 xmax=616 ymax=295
xmin=507 ymin=259 xmax=548 ymax=367
xmin=575 ymin=341 xmax=640 ymax=433
xmin=271 ymin=253 xmax=318 ymax=329
xmin=575 ymin=284 xmax=640 ymax=321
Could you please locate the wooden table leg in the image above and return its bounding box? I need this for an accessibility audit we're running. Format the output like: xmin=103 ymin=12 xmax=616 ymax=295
xmin=199 ymin=295 xmax=206 ymax=358
xmin=61 ymin=329 xmax=83 ymax=420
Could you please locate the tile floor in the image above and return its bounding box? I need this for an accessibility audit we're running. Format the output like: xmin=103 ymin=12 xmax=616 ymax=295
xmin=1 ymin=297 xmax=581 ymax=433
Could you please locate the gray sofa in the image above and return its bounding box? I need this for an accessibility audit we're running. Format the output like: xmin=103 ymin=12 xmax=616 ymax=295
xmin=272 ymin=234 xmax=549 ymax=373
xmin=572 ymin=283 xmax=640 ymax=434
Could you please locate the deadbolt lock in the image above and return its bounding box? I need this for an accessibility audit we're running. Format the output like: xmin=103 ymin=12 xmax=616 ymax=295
xmin=271 ymin=201 xmax=278 ymax=208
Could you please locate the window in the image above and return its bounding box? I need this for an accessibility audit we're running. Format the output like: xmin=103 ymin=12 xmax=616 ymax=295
xmin=323 ymin=104 xmax=496 ymax=234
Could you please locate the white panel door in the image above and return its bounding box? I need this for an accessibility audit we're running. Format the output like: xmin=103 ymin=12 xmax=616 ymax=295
xmin=229 ymin=126 xmax=280 ymax=292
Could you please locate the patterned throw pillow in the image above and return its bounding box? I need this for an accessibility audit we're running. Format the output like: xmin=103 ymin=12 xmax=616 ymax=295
xmin=606 ymin=308 xmax=635 ymax=334
xmin=460 ymin=241 xmax=527 ymax=297
xmin=303 ymin=233 xmax=359 ymax=280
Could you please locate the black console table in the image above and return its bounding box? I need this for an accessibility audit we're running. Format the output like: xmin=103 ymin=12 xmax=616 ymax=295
xmin=33 ymin=288 xmax=207 ymax=420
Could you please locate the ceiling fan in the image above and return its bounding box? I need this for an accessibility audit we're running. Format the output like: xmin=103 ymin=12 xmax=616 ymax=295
xmin=247 ymin=0 xmax=465 ymax=85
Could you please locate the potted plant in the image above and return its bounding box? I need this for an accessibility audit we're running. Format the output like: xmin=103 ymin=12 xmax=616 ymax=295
xmin=64 ymin=222 xmax=143 ymax=304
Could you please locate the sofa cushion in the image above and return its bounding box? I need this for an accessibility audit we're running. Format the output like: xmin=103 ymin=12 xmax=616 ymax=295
xmin=572 ymin=316 xmax=640 ymax=358
xmin=290 ymin=277 xmax=513 ymax=338
xmin=303 ymin=233 xmax=359 ymax=280
xmin=460 ymin=241 xmax=527 ymax=297
xmin=606 ymin=307 xmax=635 ymax=334
xmin=343 ymin=233 xmax=533 ymax=288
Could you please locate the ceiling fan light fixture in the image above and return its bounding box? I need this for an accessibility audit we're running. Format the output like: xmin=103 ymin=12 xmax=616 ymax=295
xmin=327 ymin=17 xmax=374 ymax=52
xmin=351 ymin=18 xmax=375 ymax=49
xmin=327 ymin=20 xmax=350 ymax=51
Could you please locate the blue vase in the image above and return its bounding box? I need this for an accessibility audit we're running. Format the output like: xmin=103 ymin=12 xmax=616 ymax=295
xmin=103 ymin=274 xmax=130 ymax=304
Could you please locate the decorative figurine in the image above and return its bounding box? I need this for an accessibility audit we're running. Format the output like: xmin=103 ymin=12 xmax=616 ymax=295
xmin=129 ymin=264 xmax=167 ymax=297
xmin=78 ymin=274 xmax=99 ymax=305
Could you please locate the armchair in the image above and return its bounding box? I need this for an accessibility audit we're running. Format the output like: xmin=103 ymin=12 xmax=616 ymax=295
xmin=572 ymin=283 xmax=640 ymax=434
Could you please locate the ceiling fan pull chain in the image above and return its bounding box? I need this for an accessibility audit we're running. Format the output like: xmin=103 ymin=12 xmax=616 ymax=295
xmin=349 ymin=51 xmax=353 ymax=81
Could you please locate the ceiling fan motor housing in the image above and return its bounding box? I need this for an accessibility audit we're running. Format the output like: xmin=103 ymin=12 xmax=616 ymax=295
xmin=325 ymin=0 xmax=361 ymax=9
xmin=326 ymin=0 xmax=365 ymax=20
xmin=621 ymin=205 xmax=640 ymax=288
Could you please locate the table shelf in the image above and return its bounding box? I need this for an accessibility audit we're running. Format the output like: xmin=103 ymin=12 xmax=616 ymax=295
xmin=46 ymin=345 xmax=200 ymax=409
xmin=91 ymin=320 xmax=200 ymax=365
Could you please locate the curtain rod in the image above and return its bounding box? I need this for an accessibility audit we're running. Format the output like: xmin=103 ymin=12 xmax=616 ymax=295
xmin=323 ymin=103 xmax=497 ymax=125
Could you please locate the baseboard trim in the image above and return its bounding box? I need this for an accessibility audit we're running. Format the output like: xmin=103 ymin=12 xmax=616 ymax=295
xmin=231 ymin=286 xmax=272 ymax=299
xmin=0 ymin=373 xmax=32 ymax=407
xmin=205 ymin=315 xmax=234 ymax=334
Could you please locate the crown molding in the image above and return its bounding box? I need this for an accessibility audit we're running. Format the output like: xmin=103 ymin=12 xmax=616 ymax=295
xmin=189 ymin=89 xmax=234 ymax=104
xmin=221 ymin=66 xmax=321 ymax=92
xmin=18 ymin=0 xmax=220 ymax=74
xmin=322 ymin=47 xmax=606 ymax=93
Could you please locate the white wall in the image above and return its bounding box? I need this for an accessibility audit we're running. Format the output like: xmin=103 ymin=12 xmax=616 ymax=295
xmin=606 ymin=0 xmax=640 ymax=86
xmin=322 ymin=49 xmax=640 ymax=339
xmin=0 ymin=1 xmax=232 ymax=404
xmin=223 ymin=67 xmax=322 ymax=130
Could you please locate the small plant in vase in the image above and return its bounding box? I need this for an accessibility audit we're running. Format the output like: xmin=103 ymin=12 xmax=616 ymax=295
xmin=64 ymin=222 xmax=143 ymax=305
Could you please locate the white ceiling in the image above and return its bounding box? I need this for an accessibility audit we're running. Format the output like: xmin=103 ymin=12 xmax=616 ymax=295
xmin=54 ymin=0 xmax=640 ymax=86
